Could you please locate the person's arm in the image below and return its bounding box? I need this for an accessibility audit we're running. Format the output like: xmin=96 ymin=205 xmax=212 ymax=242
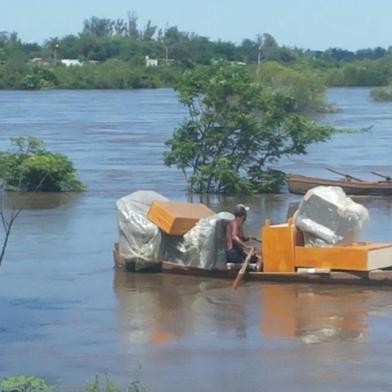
xmin=232 ymin=224 xmax=252 ymax=251
xmin=239 ymin=227 xmax=257 ymax=242
xmin=239 ymin=226 xmax=249 ymax=242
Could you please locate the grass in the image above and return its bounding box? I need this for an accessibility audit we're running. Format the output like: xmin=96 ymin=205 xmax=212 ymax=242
xmin=0 ymin=374 xmax=148 ymax=392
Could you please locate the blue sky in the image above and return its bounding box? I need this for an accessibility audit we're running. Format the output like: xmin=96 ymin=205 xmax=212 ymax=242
xmin=1 ymin=0 xmax=391 ymax=50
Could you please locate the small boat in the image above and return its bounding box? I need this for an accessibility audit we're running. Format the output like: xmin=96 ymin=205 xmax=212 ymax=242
xmin=288 ymin=169 xmax=392 ymax=196
xmin=113 ymin=243 xmax=392 ymax=287
xmin=113 ymin=181 xmax=392 ymax=287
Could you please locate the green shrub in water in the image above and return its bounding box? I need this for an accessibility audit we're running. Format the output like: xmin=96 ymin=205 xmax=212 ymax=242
xmin=370 ymin=86 xmax=392 ymax=101
xmin=0 ymin=375 xmax=52 ymax=392
xmin=0 ymin=136 xmax=85 ymax=192
xmin=0 ymin=374 xmax=147 ymax=392
xmin=84 ymin=374 xmax=147 ymax=392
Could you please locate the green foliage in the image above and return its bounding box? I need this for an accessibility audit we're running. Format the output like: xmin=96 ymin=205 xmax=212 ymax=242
xmin=164 ymin=61 xmax=334 ymax=194
xmin=2 ymin=14 xmax=392 ymax=92
xmin=370 ymin=86 xmax=392 ymax=101
xmin=0 ymin=374 xmax=147 ymax=392
xmin=84 ymin=375 xmax=147 ymax=392
xmin=0 ymin=137 xmax=85 ymax=192
xmin=21 ymin=67 xmax=58 ymax=90
xmin=0 ymin=375 xmax=52 ymax=392
xmin=254 ymin=61 xmax=329 ymax=112
xmin=325 ymin=59 xmax=391 ymax=87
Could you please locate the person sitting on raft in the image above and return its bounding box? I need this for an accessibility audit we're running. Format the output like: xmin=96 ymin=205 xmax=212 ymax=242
xmin=226 ymin=204 xmax=262 ymax=270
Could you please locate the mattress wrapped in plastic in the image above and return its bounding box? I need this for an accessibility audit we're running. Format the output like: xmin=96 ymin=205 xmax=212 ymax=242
xmin=117 ymin=191 xmax=233 ymax=270
xmin=293 ymin=186 xmax=369 ymax=247
xmin=116 ymin=191 xmax=168 ymax=267
xmin=160 ymin=212 xmax=234 ymax=270
xmin=179 ymin=212 xmax=234 ymax=270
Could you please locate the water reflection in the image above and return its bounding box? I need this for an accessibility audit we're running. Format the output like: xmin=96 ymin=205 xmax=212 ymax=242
xmin=113 ymin=269 xmax=248 ymax=343
xmin=3 ymin=191 xmax=82 ymax=209
xmin=260 ymin=284 xmax=368 ymax=343
xmin=114 ymin=269 xmax=377 ymax=349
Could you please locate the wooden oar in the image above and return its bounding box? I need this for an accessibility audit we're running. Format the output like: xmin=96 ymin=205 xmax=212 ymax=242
xmin=232 ymin=247 xmax=255 ymax=290
xmin=371 ymin=171 xmax=392 ymax=182
xmin=326 ymin=168 xmax=364 ymax=182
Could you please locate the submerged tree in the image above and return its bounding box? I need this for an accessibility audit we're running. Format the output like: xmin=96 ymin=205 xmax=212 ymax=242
xmin=0 ymin=136 xmax=85 ymax=192
xmin=0 ymin=137 xmax=85 ymax=268
xmin=164 ymin=61 xmax=334 ymax=194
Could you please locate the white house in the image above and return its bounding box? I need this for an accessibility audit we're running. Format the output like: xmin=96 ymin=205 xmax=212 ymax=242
xmin=61 ymin=59 xmax=83 ymax=67
xmin=145 ymin=56 xmax=158 ymax=67
xmin=31 ymin=57 xmax=50 ymax=66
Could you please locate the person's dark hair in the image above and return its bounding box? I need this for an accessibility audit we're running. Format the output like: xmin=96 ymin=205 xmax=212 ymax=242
xmin=234 ymin=204 xmax=248 ymax=218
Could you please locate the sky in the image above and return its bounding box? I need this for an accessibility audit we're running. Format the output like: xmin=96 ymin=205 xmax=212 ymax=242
xmin=1 ymin=0 xmax=392 ymax=50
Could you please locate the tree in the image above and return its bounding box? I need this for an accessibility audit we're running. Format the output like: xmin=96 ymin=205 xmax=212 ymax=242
xmin=142 ymin=20 xmax=157 ymax=41
xmin=164 ymin=61 xmax=334 ymax=194
xmin=114 ymin=18 xmax=127 ymax=36
xmin=83 ymin=17 xmax=114 ymax=37
xmin=0 ymin=184 xmax=23 ymax=268
xmin=0 ymin=136 xmax=85 ymax=192
xmin=127 ymin=11 xmax=139 ymax=39
xmin=256 ymin=61 xmax=328 ymax=112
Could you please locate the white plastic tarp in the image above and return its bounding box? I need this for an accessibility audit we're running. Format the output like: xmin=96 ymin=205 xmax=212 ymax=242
xmin=293 ymin=186 xmax=369 ymax=247
xmin=116 ymin=191 xmax=168 ymax=266
xmin=180 ymin=212 xmax=234 ymax=270
xmin=116 ymin=191 xmax=233 ymax=270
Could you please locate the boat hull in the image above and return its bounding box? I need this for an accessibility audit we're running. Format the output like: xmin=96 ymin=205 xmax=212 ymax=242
xmin=288 ymin=174 xmax=392 ymax=196
xmin=113 ymin=244 xmax=392 ymax=287
xmin=161 ymin=261 xmax=392 ymax=286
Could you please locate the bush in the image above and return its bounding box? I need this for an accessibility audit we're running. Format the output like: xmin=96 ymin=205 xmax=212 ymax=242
xmin=254 ymin=61 xmax=329 ymax=112
xmin=0 ymin=375 xmax=52 ymax=392
xmin=0 ymin=136 xmax=85 ymax=192
xmin=370 ymin=86 xmax=392 ymax=101
xmin=0 ymin=374 xmax=147 ymax=392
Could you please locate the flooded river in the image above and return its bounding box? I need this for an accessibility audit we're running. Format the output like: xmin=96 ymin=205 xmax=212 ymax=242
xmin=0 ymin=88 xmax=392 ymax=391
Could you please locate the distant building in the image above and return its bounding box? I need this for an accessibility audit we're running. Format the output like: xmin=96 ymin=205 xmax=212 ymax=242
xmin=230 ymin=61 xmax=247 ymax=66
xmin=145 ymin=56 xmax=158 ymax=67
xmin=61 ymin=59 xmax=83 ymax=67
xmin=31 ymin=57 xmax=50 ymax=66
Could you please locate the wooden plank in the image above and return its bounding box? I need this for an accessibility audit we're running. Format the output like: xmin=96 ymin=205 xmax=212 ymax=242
xmin=161 ymin=262 xmax=392 ymax=286
xmin=114 ymin=248 xmax=392 ymax=286
xmin=232 ymin=247 xmax=255 ymax=290
xmin=162 ymin=261 xmax=236 ymax=279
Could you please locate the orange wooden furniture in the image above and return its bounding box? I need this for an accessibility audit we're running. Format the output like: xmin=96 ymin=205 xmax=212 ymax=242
xmin=295 ymin=243 xmax=392 ymax=272
xmin=147 ymin=201 xmax=214 ymax=235
xmin=262 ymin=220 xmax=392 ymax=272
xmin=262 ymin=222 xmax=297 ymax=272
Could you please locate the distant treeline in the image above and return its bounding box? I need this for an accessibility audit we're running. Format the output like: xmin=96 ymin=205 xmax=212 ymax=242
xmin=1 ymin=13 xmax=392 ymax=94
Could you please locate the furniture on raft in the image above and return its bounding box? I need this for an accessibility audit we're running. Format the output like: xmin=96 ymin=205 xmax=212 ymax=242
xmin=113 ymin=219 xmax=392 ymax=287
xmin=147 ymin=200 xmax=214 ymax=235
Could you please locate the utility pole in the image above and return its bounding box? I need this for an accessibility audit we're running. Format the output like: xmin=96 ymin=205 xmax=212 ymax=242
xmin=256 ymin=44 xmax=262 ymax=82
xmin=54 ymin=43 xmax=59 ymax=65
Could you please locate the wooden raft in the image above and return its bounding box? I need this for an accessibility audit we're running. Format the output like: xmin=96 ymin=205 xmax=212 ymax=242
xmin=113 ymin=243 xmax=392 ymax=287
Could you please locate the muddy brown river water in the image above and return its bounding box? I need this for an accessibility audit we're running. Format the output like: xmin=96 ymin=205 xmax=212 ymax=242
xmin=0 ymin=88 xmax=392 ymax=391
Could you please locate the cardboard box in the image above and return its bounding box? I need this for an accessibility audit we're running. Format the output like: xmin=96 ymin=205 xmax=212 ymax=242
xmin=147 ymin=201 xmax=214 ymax=235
